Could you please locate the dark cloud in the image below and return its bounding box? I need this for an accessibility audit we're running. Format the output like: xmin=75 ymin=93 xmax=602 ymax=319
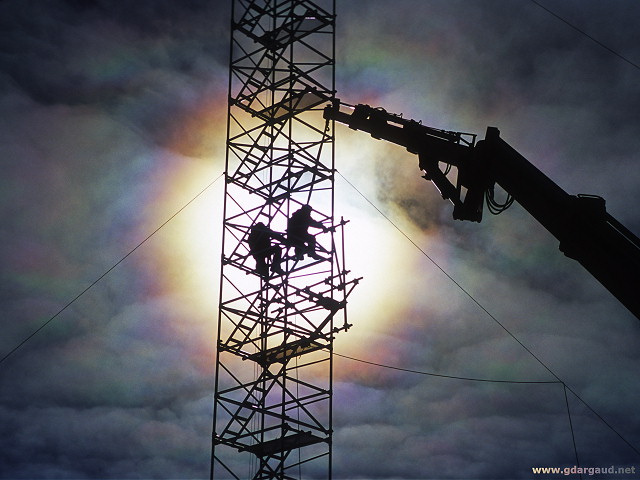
xmin=1 ymin=1 xmax=225 ymax=478
xmin=0 ymin=0 xmax=229 ymax=154
xmin=2 ymin=0 xmax=640 ymax=479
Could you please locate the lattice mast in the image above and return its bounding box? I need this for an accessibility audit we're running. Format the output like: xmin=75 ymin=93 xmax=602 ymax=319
xmin=212 ymin=1 xmax=358 ymax=479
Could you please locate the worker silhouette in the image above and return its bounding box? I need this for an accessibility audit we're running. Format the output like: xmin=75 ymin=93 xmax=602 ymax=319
xmin=247 ymin=222 xmax=285 ymax=277
xmin=287 ymin=205 xmax=328 ymax=260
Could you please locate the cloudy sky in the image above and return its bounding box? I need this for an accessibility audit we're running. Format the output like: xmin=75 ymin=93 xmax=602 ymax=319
xmin=2 ymin=0 xmax=640 ymax=479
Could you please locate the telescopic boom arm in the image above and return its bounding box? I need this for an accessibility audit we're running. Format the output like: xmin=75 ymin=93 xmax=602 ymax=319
xmin=324 ymin=100 xmax=640 ymax=321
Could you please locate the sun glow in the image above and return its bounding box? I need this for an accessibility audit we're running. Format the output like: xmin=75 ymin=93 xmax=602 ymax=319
xmin=144 ymin=154 xmax=224 ymax=320
xmin=332 ymin=131 xmax=424 ymax=355
xmin=142 ymin=114 xmax=425 ymax=363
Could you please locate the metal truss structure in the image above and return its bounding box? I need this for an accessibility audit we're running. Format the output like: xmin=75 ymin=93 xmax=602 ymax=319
xmin=211 ymin=1 xmax=358 ymax=479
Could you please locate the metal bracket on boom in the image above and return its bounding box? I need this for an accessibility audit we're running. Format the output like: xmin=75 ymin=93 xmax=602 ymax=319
xmin=324 ymin=100 xmax=491 ymax=222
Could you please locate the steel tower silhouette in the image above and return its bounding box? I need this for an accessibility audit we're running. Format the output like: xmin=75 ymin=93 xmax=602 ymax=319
xmin=211 ymin=1 xmax=359 ymax=479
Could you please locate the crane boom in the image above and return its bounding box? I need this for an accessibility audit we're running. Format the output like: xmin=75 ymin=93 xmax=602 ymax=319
xmin=324 ymin=101 xmax=640 ymax=321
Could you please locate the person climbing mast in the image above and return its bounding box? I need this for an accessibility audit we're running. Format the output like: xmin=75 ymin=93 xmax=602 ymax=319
xmin=247 ymin=222 xmax=285 ymax=277
xmin=287 ymin=204 xmax=328 ymax=260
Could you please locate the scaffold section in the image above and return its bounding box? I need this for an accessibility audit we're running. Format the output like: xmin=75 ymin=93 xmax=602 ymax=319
xmin=212 ymin=1 xmax=358 ymax=479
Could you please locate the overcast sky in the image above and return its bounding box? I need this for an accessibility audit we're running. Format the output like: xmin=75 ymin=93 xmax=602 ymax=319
xmin=1 ymin=1 xmax=640 ymax=479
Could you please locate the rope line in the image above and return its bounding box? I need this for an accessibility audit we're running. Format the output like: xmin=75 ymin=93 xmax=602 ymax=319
xmin=334 ymin=352 xmax=560 ymax=384
xmin=564 ymin=383 xmax=582 ymax=473
xmin=336 ymin=169 xmax=640 ymax=458
xmin=335 ymin=352 xmax=586 ymax=467
xmin=337 ymin=171 xmax=560 ymax=379
xmin=336 ymin=351 xmax=584 ymax=466
xmin=529 ymin=0 xmax=640 ymax=71
xmin=0 ymin=173 xmax=224 ymax=367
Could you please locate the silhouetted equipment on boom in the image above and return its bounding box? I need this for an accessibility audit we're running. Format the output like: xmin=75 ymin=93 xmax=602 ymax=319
xmin=324 ymin=100 xmax=640 ymax=321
